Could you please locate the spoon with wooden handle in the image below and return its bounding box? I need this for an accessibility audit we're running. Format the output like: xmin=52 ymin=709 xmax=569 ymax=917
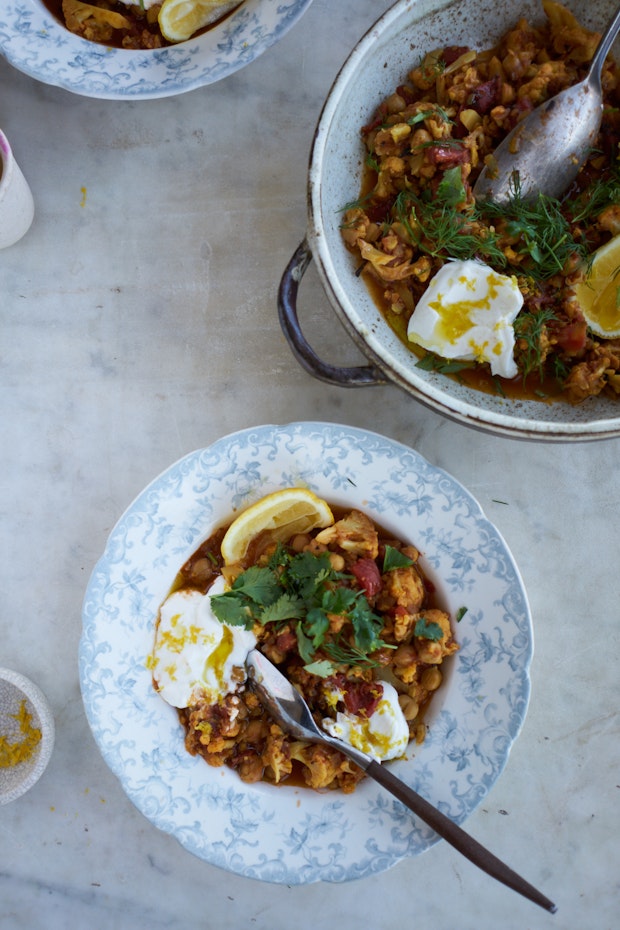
xmin=246 ymin=648 xmax=557 ymax=914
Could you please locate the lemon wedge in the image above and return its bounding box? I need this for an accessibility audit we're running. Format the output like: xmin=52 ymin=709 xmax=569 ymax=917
xmin=574 ymin=234 xmax=620 ymax=338
xmin=158 ymin=0 xmax=240 ymax=43
xmin=220 ymin=489 xmax=334 ymax=565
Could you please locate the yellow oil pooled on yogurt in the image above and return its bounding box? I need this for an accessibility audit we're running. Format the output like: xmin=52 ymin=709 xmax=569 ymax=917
xmin=203 ymin=624 xmax=234 ymax=694
xmin=408 ymin=260 xmax=523 ymax=378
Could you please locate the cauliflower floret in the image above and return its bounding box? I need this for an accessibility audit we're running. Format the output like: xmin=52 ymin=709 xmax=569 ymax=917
xmin=289 ymin=741 xmax=363 ymax=792
xmin=381 ymin=563 xmax=426 ymax=613
xmin=414 ymin=609 xmax=459 ymax=664
xmin=315 ymin=510 xmax=379 ymax=559
xmin=63 ymin=0 xmax=131 ymax=42
xmin=261 ymin=725 xmax=292 ymax=783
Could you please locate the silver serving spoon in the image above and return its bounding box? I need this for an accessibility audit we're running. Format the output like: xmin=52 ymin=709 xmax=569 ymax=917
xmin=246 ymin=649 xmax=557 ymax=914
xmin=473 ymin=3 xmax=620 ymax=203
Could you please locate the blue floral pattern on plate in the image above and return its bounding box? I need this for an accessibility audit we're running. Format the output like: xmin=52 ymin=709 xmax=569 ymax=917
xmin=0 ymin=0 xmax=314 ymax=99
xmin=79 ymin=422 xmax=533 ymax=883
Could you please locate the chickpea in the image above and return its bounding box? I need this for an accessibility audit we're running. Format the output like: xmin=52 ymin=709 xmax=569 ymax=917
xmin=385 ymin=92 xmax=407 ymax=113
xmin=410 ymin=127 xmax=433 ymax=151
xmin=398 ymin=694 xmax=419 ymax=721
xmin=290 ymin=532 xmax=311 ymax=552
xmin=238 ymin=755 xmax=264 ymax=784
xmin=328 ymin=552 xmax=345 ymax=571
xmin=306 ymin=538 xmax=327 ymax=555
xmin=392 ymin=643 xmax=417 ymax=668
xmin=420 ymin=667 xmax=443 ymax=691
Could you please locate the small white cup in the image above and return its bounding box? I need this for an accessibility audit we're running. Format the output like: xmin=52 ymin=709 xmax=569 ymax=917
xmin=0 ymin=129 xmax=35 ymax=249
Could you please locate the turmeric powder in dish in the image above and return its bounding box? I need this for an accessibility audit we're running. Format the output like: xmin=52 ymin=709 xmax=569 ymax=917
xmin=0 ymin=699 xmax=42 ymax=769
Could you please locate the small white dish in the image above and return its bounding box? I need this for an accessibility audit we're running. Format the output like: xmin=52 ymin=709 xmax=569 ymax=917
xmin=0 ymin=129 xmax=34 ymax=250
xmin=0 ymin=667 xmax=55 ymax=804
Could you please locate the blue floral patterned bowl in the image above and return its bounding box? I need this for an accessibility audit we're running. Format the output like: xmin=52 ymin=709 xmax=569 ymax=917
xmin=0 ymin=0 xmax=314 ymax=100
xmin=79 ymin=422 xmax=532 ymax=883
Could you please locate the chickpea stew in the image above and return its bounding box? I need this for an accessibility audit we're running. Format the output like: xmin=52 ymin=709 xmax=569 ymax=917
xmin=151 ymin=506 xmax=459 ymax=794
xmin=340 ymin=0 xmax=620 ymax=404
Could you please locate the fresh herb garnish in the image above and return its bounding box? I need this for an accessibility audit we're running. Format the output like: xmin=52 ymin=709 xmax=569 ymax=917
xmin=513 ymin=306 xmax=557 ymax=381
xmin=414 ymin=617 xmax=444 ymax=641
xmin=436 ymin=165 xmax=467 ymax=208
xmin=456 ymin=606 xmax=468 ymax=622
xmin=407 ymin=106 xmax=453 ymax=127
xmin=394 ymin=190 xmax=507 ymax=266
xmin=210 ymin=545 xmax=392 ymax=673
xmin=479 ymin=181 xmax=589 ymax=280
xmin=565 ymin=162 xmax=620 ymax=224
xmin=382 ymin=545 xmax=414 ymax=572
xmin=415 ymin=353 xmax=475 ymax=375
xmin=303 ymin=659 xmax=336 ymax=678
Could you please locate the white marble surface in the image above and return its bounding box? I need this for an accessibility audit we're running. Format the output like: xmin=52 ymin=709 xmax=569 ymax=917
xmin=1 ymin=1 xmax=619 ymax=927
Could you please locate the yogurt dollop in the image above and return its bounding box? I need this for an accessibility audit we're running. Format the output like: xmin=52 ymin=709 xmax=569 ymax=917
xmin=322 ymin=680 xmax=409 ymax=762
xmin=152 ymin=576 xmax=257 ymax=708
xmin=407 ymin=259 xmax=523 ymax=379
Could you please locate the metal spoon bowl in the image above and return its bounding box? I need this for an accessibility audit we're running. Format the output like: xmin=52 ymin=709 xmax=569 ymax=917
xmin=246 ymin=649 xmax=557 ymax=914
xmin=473 ymin=2 xmax=620 ymax=203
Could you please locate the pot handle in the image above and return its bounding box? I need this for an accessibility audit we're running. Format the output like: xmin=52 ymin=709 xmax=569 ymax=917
xmin=278 ymin=239 xmax=387 ymax=387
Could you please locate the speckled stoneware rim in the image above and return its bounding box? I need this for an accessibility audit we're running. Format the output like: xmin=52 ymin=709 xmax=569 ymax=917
xmin=0 ymin=667 xmax=55 ymax=804
xmin=305 ymin=0 xmax=620 ymax=441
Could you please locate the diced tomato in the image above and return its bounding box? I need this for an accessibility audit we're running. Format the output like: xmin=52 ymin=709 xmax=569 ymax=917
xmin=350 ymin=558 xmax=382 ymax=597
xmin=396 ymin=84 xmax=419 ymax=105
xmin=553 ymin=320 xmax=588 ymax=354
xmin=275 ymin=630 xmax=297 ymax=655
xmin=441 ymin=46 xmax=470 ymax=66
xmin=339 ymin=677 xmax=383 ymax=718
xmin=425 ymin=143 xmax=469 ymax=167
xmin=466 ymin=76 xmax=501 ymax=115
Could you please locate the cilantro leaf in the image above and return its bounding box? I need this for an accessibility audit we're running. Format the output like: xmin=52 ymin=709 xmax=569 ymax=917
xmin=436 ymin=166 xmax=466 ymax=207
xmin=303 ymin=659 xmax=337 ymax=678
xmin=414 ymin=617 xmax=444 ymax=641
xmin=286 ymin=550 xmax=335 ymax=599
xmin=304 ymin=608 xmax=330 ymax=647
xmin=351 ymin=608 xmax=386 ymax=653
xmin=231 ymin=566 xmax=281 ymax=606
xmin=260 ymin=592 xmax=305 ymax=625
xmin=209 ymin=593 xmax=255 ymax=629
xmin=321 ymin=586 xmax=359 ymax=615
xmin=456 ymin=606 xmax=468 ymax=622
xmin=295 ymin=625 xmax=315 ymax=664
xmin=211 ymin=544 xmax=395 ymax=672
xmin=383 ymin=545 xmax=414 ymax=572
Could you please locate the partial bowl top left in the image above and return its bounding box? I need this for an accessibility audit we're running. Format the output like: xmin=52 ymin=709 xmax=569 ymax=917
xmin=0 ymin=0 xmax=314 ymax=100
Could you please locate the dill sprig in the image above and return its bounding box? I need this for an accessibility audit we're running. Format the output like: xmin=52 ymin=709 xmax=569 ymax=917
xmin=513 ymin=306 xmax=557 ymax=381
xmin=565 ymin=162 xmax=620 ymax=224
xmin=394 ymin=189 xmax=507 ymax=266
xmin=480 ymin=182 xmax=589 ymax=280
xmin=407 ymin=105 xmax=454 ymax=127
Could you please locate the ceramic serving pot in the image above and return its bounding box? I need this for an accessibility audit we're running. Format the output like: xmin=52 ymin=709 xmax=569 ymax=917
xmin=278 ymin=0 xmax=620 ymax=441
